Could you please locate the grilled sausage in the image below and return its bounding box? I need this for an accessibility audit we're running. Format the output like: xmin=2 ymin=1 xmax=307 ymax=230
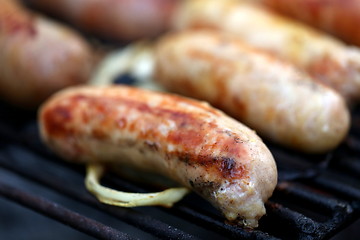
xmin=256 ymin=0 xmax=360 ymax=47
xmin=154 ymin=30 xmax=350 ymax=153
xmin=26 ymin=0 xmax=180 ymax=42
xmin=172 ymin=0 xmax=360 ymax=104
xmin=39 ymin=85 xmax=278 ymax=228
xmin=0 ymin=0 xmax=93 ymax=108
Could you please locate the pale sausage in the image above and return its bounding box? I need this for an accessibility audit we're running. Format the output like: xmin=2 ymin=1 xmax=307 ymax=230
xmin=39 ymin=84 xmax=278 ymax=228
xmin=0 ymin=0 xmax=94 ymax=108
xmin=154 ymin=30 xmax=350 ymax=153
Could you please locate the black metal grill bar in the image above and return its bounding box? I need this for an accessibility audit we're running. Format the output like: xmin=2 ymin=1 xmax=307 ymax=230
xmin=166 ymin=204 xmax=280 ymax=240
xmin=309 ymin=176 xmax=360 ymax=201
xmin=270 ymin=184 xmax=355 ymax=239
xmin=345 ymin=135 xmax=360 ymax=153
xmin=0 ymin=153 xmax=199 ymax=240
xmin=330 ymin=155 xmax=360 ymax=178
xmin=263 ymin=201 xmax=339 ymax=240
xmin=275 ymin=182 xmax=353 ymax=216
xmin=269 ymin=147 xmax=332 ymax=183
xmin=0 ymin=181 xmax=135 ymax=240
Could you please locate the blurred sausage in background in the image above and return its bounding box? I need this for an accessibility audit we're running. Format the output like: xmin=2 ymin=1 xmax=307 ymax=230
xmin=0 ymin=0 xmax=94 ymax=108
xmin=154 ymin=30 xmax=350 ymax=153
xmin=25 ymin=0 xmax=181 ymax=42
xmin=173 ymin=0 xmax=360 ymax=104
xmin=255 ymin=0 xmax=360 ymax=47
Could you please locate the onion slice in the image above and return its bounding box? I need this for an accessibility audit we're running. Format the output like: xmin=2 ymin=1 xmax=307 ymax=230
xmin=85 ymin=163 xmax=190 ymax=207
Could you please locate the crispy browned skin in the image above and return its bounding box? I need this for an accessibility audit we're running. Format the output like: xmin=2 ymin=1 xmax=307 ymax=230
xmin=154 ymin=30 xmax=350 ymax=153
xmin=39 ymin=85 xmax=277 ymax=228
xmin=173 ymin=0 xmax=360 ymax=104
xmin=0 ymin=0 xmax=94 ymax=108
xmin=257 ymin=0 xmax=360 ymax=47
xmin=27 ymin=0 xmax=180 ymax=42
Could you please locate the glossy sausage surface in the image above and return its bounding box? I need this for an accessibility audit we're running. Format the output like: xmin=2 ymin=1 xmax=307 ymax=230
xmin=257 ymin=0 xmax=360 ymax=47
xmin=173 ymin=0 xmax=360 ymax=104
xmin=154 ymin=30 xmax=350 ymax=153
xmin=39 ymin=85 xmax=277 ymax=228
xmin=0 ymin=0 xmax=93 ymax=108
xmin=27 ymin=0 xmax=180 ymax=42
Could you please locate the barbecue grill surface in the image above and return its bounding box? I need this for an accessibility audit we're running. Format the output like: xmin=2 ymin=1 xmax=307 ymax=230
xmin=0 ymin=85 xmax=360 ymax=240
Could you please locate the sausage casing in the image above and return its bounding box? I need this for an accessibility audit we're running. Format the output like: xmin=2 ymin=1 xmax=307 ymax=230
xmin=27 ymin=0 xmax=180 ymax=42
xmin=256 ymin=0 xmax=360 ymax=47
xmin=0 ymin=0 xmax=93 ymax=108
xmin=154 ymin=30 xmax=350 ymax=153
xmin=39 ymin=85 xmax=277 ymax=228
xmin=173 ymin=0 xmax=360 ymax=104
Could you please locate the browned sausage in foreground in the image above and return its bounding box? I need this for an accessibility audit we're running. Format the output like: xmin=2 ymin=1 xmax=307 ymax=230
xmin=173 ymin=0 xmax=360 ymax=104
xmin=154 ymin=30 xmax=350 ymax=153
xmin=256 ymin=0 xmax=360 ymax=47
xmin=0 ymin=0 xmax=93 ymax=108
xmin=27 ymin=0 xmax=180 ymax=42
xmin=39 ymin=85 xmax=278 ymax=228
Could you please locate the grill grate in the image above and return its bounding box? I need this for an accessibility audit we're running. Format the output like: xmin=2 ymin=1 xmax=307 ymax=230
xmin=0 ymin=99 xmax=359 ymax=240
xmin=0 ymin=181 xmax=134 ymax=240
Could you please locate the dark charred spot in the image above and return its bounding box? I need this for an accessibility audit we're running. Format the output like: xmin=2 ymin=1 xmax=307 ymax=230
xmin=189 ymin=180 xmax=194 ymax=188
xmin=167 ymin=111 xmax=192 ymax=123
xmin=220 ymin=157 xmax=237 ymax=178
xmin=178 ymin=121 xmax=187 ymax=128
xmin=54 ymin=105 xmax=71 ymax=120
xmin=144 ymin=141 xmax=159 ymax=152
xmin=138 ymin=148 xmax=145 ymax=154
xmin=223 ymin=130 xmax=233 ymax=137
xmin=116 ymin=139 xmax=138 ymax=149
xmin=189 ymin=178 xmax=221 ymax=197
xmin=175 ymin=152 xmax=248 ymax=180
xmin=178 ymin=154 xmax=190 ymax=164
xmin=233 ymin=137 xmax=243 ymax=143
xmin=221 ymin=130 xmax=244 ymax=144
xmin=164 ymin=153 xmax=171 ymax=161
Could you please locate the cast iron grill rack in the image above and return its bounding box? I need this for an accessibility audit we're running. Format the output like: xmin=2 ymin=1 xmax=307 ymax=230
xmin=0 ymin=99 xmax=359 ymax=240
